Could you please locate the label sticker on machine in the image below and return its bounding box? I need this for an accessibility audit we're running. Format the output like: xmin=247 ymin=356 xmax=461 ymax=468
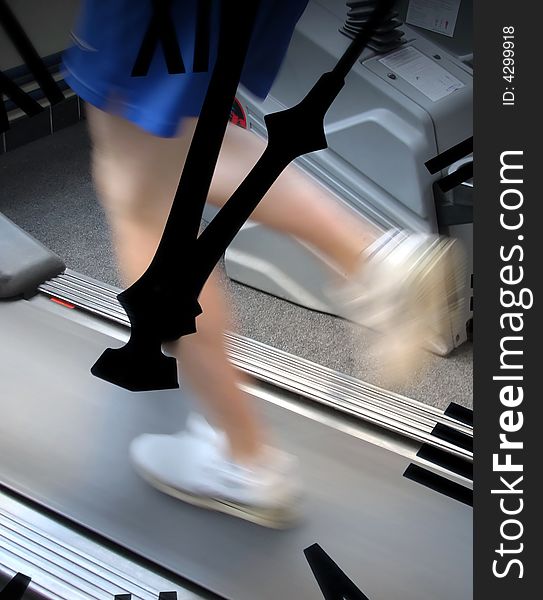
xmin=379 ymin=46 xmax=464 ymax=101
xmin=406 ymin=0 xmax=461 ymax=37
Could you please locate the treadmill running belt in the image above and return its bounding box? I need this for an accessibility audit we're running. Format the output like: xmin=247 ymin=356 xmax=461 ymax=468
xmin=0 ymin=299 xmax=472 ymax=600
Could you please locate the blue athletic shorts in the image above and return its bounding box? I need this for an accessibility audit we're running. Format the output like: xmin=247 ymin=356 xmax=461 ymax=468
xmin=63 ymin=0 xmax=309 ymax=137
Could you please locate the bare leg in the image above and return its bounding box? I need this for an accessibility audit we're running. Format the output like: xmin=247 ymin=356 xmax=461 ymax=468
xmin=206 ymin=118 xmax=380 ymax=275
xmin=87 ymin=105 xmax=263 ymax=461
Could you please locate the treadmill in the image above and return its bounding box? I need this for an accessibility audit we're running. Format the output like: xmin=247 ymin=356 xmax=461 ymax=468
xmin=0 ymin=211 xmax=473 ymax=599
xmin=1 ymin=1 xmax=473 ymax=595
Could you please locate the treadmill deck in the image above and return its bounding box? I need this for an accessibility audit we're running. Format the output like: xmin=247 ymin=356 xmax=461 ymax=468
xmin=0 ymin=298 xmax=472 ymax=599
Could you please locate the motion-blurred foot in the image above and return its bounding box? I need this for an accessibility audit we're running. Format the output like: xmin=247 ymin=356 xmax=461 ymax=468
xmin=130 ymin=414 xmax=301 ymax=528
xmin=328 ymin=229 xmax=467 ymax=385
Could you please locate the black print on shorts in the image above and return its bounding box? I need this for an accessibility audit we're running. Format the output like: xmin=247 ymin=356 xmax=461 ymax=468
xmin=131 ymin=0 xmax=212 ymax=76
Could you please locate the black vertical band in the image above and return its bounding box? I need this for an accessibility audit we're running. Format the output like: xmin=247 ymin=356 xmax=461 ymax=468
xmin=0 ymin=0 xmax=64 ymax=106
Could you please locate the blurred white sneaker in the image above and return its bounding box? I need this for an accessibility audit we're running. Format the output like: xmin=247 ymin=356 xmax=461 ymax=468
xmin=186 ymin=412 xmax=298 ymax=476
xmin=185 ymin=412 xmax=225 ymax=444
xmin=130 ymin=415 xmax=301 ymax=528
xmin=328 ymin=229 xmax=467 ymax=384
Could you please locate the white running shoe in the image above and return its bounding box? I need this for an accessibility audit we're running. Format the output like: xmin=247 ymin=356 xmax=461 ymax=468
xmin=328 ymin=229 xmax=467 ymax=384
xmin=185 ymin=412 xmax=298 ymax=478
xmin=185 ymin=412 xmax=225 ymax=444
xmin=130 ymin=415 xmax=301 ymax=528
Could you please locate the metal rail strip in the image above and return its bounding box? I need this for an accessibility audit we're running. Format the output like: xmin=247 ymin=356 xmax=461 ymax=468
xmin=39 ymin=270 xmax=472 ymax=460
xmin=0 ymin=495 xmax=204 ymax=600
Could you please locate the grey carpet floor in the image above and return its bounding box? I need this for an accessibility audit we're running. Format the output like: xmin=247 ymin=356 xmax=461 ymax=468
xmin=0 ymin=123 xmax=473 ymax=410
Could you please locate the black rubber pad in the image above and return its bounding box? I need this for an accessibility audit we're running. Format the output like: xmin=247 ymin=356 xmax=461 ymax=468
xmin=432 ymin=423 xmax=473 ymax=453
xmin=444 ymin=403 xmax=474 ymax=428
xmin=403 ymin=464 xmax=473 ymax=507
xmin=416 ymin=444 xmax=473 ymax=480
